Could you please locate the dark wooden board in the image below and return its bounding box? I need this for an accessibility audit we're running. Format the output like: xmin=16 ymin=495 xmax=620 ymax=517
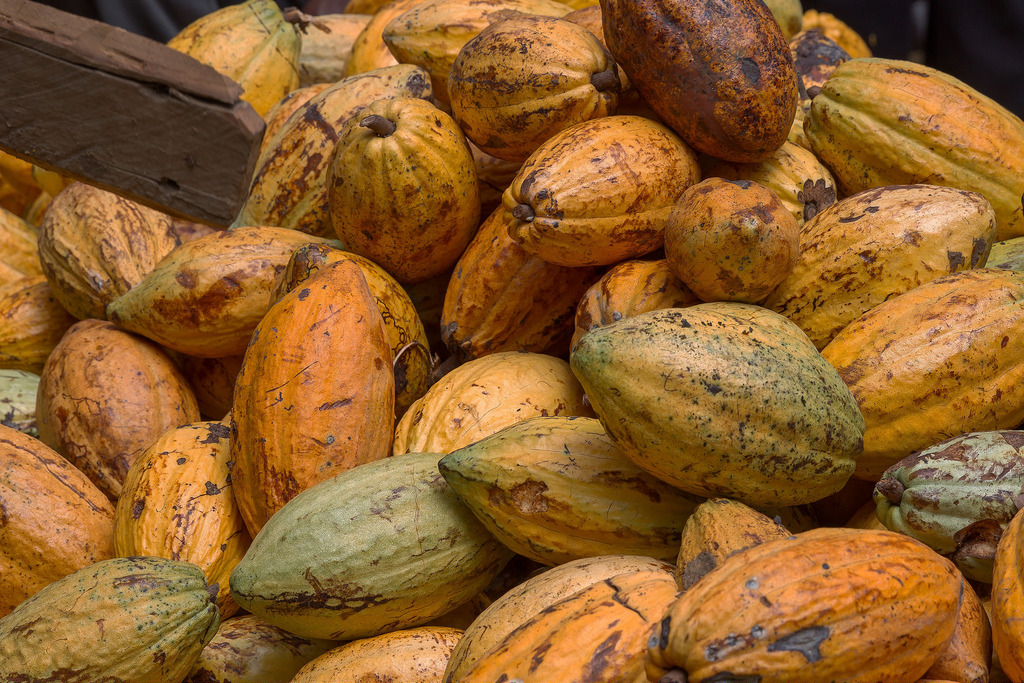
xmin=0 ymin=0 xmax=266 ymax=226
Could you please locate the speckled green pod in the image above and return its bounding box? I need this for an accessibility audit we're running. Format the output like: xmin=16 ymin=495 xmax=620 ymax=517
xmin=229 ymin=452 xmax=514 ymax=640
xmin=989 ymin=236 xmax=1024 ymax=271
xmin=570 ymin=304 xmax=865 ymax=506
xmin=438 ymin=416 xmax=704 ymax=565
xmin=875 ymin=430 xmax=1024 ymax=583
xmin=0 ymin=556 xmax=220 ymax=683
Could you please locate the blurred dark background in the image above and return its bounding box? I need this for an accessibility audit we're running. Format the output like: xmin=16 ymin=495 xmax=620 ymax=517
xmin=803 ymin=0 xmax=1024 ymax=116
xmin=34 ymin=0 xmax=1024 ymax=117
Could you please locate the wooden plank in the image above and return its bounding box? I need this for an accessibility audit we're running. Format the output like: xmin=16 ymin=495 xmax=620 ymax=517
xmin=0 ymin=0 xmax=265 ymax=226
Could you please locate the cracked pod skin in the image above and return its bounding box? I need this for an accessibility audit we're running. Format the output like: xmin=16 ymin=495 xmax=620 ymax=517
xmin=600 ymin=0 xmax=799 ymax=162
xmin=646 ymin=527 xmax=964 ymax=683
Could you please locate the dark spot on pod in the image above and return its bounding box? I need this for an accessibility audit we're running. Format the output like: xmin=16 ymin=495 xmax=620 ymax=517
xmin=131 ymin=500 xmax=145 ymax=519
xmin=766 ymin=625 xmax=830 ymax=663
xmin=205 ymin=481 xmax=221 ymax=495
xmin=970 ymin=237 xmax=989 ymax=268
xmin=175 ymin=271 xmax=197 ymax=289
xmin=297 ymin=288 xmax=311 ymax=301
xmin=726 ymin=179 xmax=754 ymax=189
xmin=177 ymin=457 xmax=187 ymax=465
xmin=705 ymin=674 xmax=761 ymax=683
xmin=512 ymin=204 xmax=535 ymax=222
xmin=202 ymin=422 xmax=231 ymax=443
xmin=740 ymin=57 xmax=760 ymax=83
xmin=659 ymin=615 xmax=672 ymax=649
xmin=206 ymin=582 xmax=220 ymax=603
xmin=681 ymin=550 xmax=717 ymax=589
xmin=659 ymin=670 xmax=689 ymax=683
xmin=947 ymin=250 xmax=966 ymax=271
xmin=875 ymin=477 xmax=905 ymax=505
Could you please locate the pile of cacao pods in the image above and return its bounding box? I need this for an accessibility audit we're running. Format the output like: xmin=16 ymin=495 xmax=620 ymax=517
xmin=1 ymin=0 xmax=1022 ymax=680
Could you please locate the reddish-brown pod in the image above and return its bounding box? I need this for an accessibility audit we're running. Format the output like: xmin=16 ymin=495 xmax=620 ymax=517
xmin=601 ymin=0 xmax=799 ymax=162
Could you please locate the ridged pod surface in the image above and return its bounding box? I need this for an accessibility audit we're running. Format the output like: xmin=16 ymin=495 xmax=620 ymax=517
xmin=442 ymin=554 xmax=670 ymax=682
xmin=925 ymin=580 xmax=993 ymax=683
xmin=343 ymin=0 xmax=421 ymax=75
xmin=674 ymin=497 xmax=791 ymax=591
xmin=874 ymin=431 xmax=1024 ymax=583
xmin=297 ymin=14 xmax=371 ymax=87
xmin=230 ymin=260 xmax=394 ymax=534
xmin=235 ymin=64 xmax=432 ymax=238
xmin=502 ymin=115 xmax=701 ymax=267
xmin=0 ymin=369 xmax=39 ymax=437
xmin=381 ymin=0 xmax=572 ymax=102
xmin=114 ymin=422 xmax=251 ymax=618
xmin=260 ymin=82 xmax=331 ymax=147
xmin=167 ymin=0 xmax=300 ymax=117
xmin=393 ymin=351 xmax=592 ymax=454
xmin=0 ymin=275 xmax=76 ymax=374
xmin=570 ymin=304 xmax=864 ymax=506
xmin=821 ymin=269 xmax=1024 ymax=480
xmin=0 ymin=425 xmax=114 ymax=618
xmin=991 ymin=508 xmax=1024 ymax=681
xmin=699 ymin=140 xmax=837 ymax=225
xmin=38 ymin=182 xmax=180 ymax=320
xmin=764 ymin=184 xmax=998 ymax=350
xmin=271 ymin=243 xmax=431 ymax=417
xmin=601 ymin=0 xmax=799 ymax=162
xmin=571 ymin=259 xmax=700 ymax=350
xmin=290 ymin=627 xmax=463 ymax=683
xmin=105 ymin=226 xmax=331 ymax=358
xmin=456 ymin=567 xmax=679 ymax=683
xmin=447 ymin=14 xmax=619 ymax=163
xmin=441 ymin=206 xmax=602 ymax=361
xmin=805 ymin=58 xmax=1024 ymax=241
xmin=328 ymin=96 xmax=480 ymax=283
xmin=439 ymin=416 xmax=704 ymax=564
xmin=0 ymin=205 xmax=41 ymax=277
xmin=229 ymin=452 xmax=514 ymax=640
xmin=186 ymin=614 xmax=335 ymax=683
xmin=646 ymin=528 xmax=964 ymax=683
xmin=0 ymin=556 xmax=220 ymax=683
xmin=36 ymin=320 xmax=200 ymax=500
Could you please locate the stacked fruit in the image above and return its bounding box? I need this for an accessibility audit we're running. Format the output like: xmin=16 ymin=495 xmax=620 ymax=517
xmin=0 ymin=0 xmax=1022 ymax=680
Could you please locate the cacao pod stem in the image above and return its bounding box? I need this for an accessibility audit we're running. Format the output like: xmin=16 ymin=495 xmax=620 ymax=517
xmin=511 ymin=204 xmax=535 ymax=222
xmin=590 ymin=69 xmax=620 ymax=93
xmin=361 ymin=115 xmax=397 ymax=137
xmin=874 ymin=477 xmax=905 ymax=505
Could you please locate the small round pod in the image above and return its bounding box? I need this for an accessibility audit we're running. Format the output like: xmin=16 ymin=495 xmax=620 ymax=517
xmin=328 ymin=96 xmax=480 ymax=284
xmin=664 ymin=177 xmax=799 ymax=303
xmin=448 ymin=14 xmax=619 ymax=163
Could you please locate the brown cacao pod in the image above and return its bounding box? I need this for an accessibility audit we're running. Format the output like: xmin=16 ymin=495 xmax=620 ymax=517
xmin=0 ymin=275 xmax=76 ymax=374
xmin=441 ymin=206 xmax=602 ymax=361
xmin=456 ymin=566 xmax=679 ymax=683
xmin=394 ymin=351 xmax=592 ymax=454
xmin=114 ymin=421 xmax=251 ymax=618
xmin=328 ymin=96 xmax=480 ymax=283
xmin=38 ymin=182 xmax=180 ymax=320
xmin=647 ymin=528 xmax=964 ymax=683
xmin=764 ymin=184 xmax=998 ymax=350
xmin=601 ymin=0 xmax=799 ymax=162
xmin=381 ymin=0 xmax=572 ymax=102
xmin=447 ymin=14 xmax=619 ymax=163
xmin=991 ymin=507 xmax=1024 ymax=681
xmin=800 ymin=9 xmax=872 ymax=58
xmin=186 ymin=614 xmax=336 ymax=683
xmin=105 ymin=226 xmax=331 ymax=358
xmin=820 ymin=269 xmax=1024 ymax=480
xmin=290 ymin=627 xmax=463 ymax=683
xmin=925 ymin=579 xmax=993 ymax=683
xmin=503 ymin=115 xmax=700 ymax=267
xmin=0 ymin=424 xmax=115 ymax=618
xmin=674 ymin=497 xmax=791 ymax=591
xmin=805 ymin=58 xmax=1024 ymax=241
xmin=235 ymin=63 xmax=433 ymax=238
xmin=571 ymin=258 xmax=700 ymax=350
xmin=36 ymin=319 xmax=201 ymax=499
xmin=230 ymin=259 xmax=394 ymax=534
